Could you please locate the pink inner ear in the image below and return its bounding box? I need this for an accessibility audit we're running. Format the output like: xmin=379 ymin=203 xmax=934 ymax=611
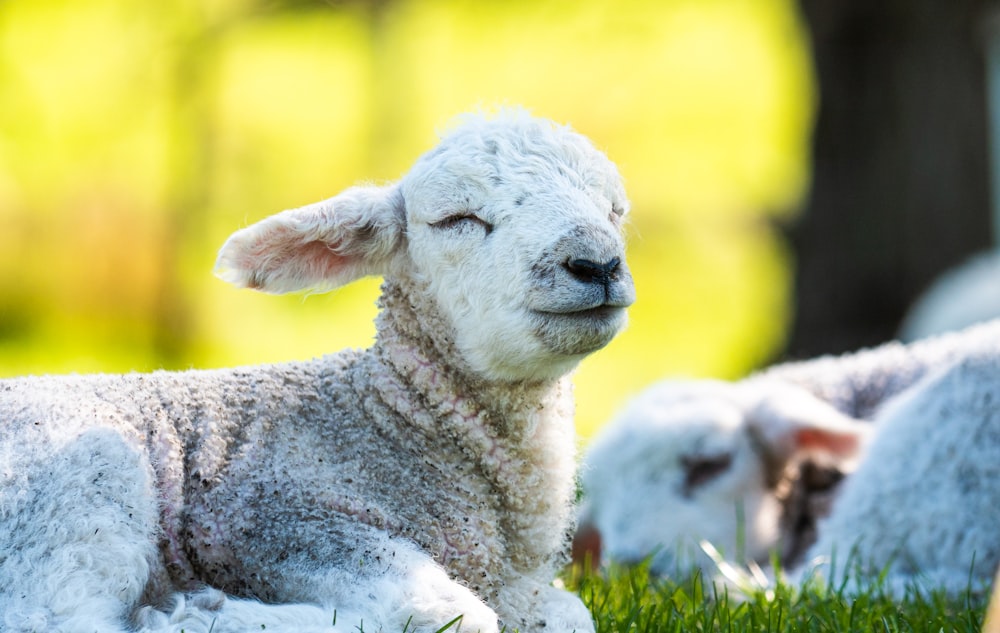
xmin=236 ymin=222 xmax=355 ymax=289
xmin=794 ymin=428 xmax=860 ymax=458
xmin=297 ymin=239 xmax=355 ymax=282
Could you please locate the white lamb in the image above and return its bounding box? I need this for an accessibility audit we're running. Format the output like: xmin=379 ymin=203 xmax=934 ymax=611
xmin=577 ymin=320 xmax=1000 ymax=595
xmin=898 ymin=250 xmax=1000 ymax=341
xmin=0 ymin=110 xmax=636 ymax=633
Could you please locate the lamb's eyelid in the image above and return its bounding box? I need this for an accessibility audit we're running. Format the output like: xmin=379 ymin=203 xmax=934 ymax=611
xmin=430 ymin=211 xmax=494 ymax=233
xmin=680 ymin=453 xmax=734 ymax=494
xmin=431 ymin=212 xmax=477 ymax=224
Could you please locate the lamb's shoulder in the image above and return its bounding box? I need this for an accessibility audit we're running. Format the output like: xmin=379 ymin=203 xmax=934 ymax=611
xmin=341 ymin=351 xmax=549 ymax=586
xmin=296 ymin=345 xmax=579 ymax=602
xmin=146 ymin=351 xmax=370 ymax=580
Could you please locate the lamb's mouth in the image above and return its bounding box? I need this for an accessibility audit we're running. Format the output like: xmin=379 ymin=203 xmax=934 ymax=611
xmin=531 ymin=304 xmax=628 ymax=355
xmin=535 ymin=305 xmax=625 ymax=321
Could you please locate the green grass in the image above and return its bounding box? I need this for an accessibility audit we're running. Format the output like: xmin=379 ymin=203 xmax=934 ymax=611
xmin=563 ymin=564 xmax=988 ymax=633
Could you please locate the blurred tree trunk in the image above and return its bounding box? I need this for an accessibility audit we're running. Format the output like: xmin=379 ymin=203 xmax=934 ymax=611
xmin=786 ymin=1 xmax=995 ymax=358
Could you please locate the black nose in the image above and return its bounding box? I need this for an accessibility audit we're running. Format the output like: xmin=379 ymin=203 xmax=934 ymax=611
xmin=565 ymin=257 xmax=621 ymax=285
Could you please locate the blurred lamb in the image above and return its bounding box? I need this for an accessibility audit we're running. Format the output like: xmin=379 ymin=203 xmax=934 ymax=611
xmin=898 ymin=250 xmax=1000 ymax=341
xmin=0 ymin=111 xmax=635 ymax=633
xmin=577 ymin=320 xmax=1000 ymax=595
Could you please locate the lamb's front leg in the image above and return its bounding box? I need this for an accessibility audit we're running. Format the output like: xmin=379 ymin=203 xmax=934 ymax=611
xmin=499 ymin=577 xmax=595 ymax=633
xmin=195 ymin=525 xmax=498 ymax=633
xmin=358 ymin=546 xmax=500 ymax=633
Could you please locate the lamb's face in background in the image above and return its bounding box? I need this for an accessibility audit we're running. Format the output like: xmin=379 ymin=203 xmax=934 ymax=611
xmin=401 ymin=113 xmax=635 ymax=382
xmin=578 ymin=379 xmax=867 ymax=577
xmin=579 ymin=381 xmax=786 ymax=576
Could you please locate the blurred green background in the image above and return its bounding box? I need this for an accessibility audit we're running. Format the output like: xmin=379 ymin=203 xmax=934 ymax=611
xmin=0 ymin=0 xmax=812 ymax=439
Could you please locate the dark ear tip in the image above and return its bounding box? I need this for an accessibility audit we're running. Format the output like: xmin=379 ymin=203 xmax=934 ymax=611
xmin=571 ymin=523 xmax=602 ymax=571
xmin=680 ymin=453 xmax=734 ymax=496
xmin=246 ymin=271 xmax=265 ymax=290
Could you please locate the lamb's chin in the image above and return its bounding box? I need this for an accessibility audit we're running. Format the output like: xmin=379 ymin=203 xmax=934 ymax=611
xmin=447 ymin=305 xmax=628 ymax=383
xmin=530 ymin=306 xmax=628 ymax=356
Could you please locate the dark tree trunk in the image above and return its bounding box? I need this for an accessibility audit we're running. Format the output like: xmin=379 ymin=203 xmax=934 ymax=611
xmin=787 ymin=1 xmax=995 ymax=359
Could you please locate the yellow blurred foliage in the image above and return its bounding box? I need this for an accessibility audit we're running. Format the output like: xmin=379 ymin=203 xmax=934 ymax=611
xmin=0 ymin=0 xmax=813 ymax=440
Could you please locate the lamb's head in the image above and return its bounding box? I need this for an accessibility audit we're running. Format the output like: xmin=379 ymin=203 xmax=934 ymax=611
xmin=576 ymin=379 xmax=868 ymax=577
xmin=215 ymin=111 xmax=634 ymax=382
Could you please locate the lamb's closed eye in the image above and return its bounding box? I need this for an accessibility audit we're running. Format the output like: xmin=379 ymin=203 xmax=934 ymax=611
xmin=680 ymin=453 xmax=733 ymax=496
xmin=431 ymin=212 xmax=493 ymax=235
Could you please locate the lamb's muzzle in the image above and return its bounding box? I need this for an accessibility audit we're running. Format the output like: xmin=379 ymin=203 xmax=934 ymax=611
xmin=532 ymin=249 xmax=633 ymax=355
xmin=515 ymin=222 xmax=634 ymax=366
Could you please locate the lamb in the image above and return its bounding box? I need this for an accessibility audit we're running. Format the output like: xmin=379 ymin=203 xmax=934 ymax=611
xmin=898 ymin=250 xmax=1000 ymax=342
xmin=575 ymin=376 xmax=868 ymax=578
xmin=576 ymin=320 xmax=1000 ymax=595
xmin=0 ymin=110 xmax=635 ymax=633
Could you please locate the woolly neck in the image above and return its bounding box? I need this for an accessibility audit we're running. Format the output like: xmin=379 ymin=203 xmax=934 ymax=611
xmin=371 ymin=279 xmax=560 ymax=440
xmin=363 ymin=279 xmax=578 ymax=571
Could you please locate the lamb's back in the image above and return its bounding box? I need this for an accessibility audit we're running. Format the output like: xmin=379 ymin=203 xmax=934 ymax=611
xmin=0 ymin=353 xmax=360 ymax=467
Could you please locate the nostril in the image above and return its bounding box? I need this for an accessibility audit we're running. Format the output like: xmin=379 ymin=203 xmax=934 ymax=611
xmin=565 ymin=257 xmax=621 ymax=284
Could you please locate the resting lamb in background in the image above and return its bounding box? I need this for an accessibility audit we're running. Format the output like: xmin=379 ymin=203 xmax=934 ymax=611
xmin=577 ymin=320 xmax=1000 ymax=595
xmin=898 ymin=250 xmax=1000 ymax=342
xmin=0 ymin=111 xmax=635 ymax=633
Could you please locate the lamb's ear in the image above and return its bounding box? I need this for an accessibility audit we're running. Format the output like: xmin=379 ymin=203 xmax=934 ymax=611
xmin=214 ymin=184 xmax=405 ymax=294
xmin=741 ymin=381 xmax=870 ymax=485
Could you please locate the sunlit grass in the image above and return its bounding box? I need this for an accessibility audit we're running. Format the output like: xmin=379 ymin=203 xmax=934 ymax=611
xmin=565 ymin=563 xmax=989 ymax=633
